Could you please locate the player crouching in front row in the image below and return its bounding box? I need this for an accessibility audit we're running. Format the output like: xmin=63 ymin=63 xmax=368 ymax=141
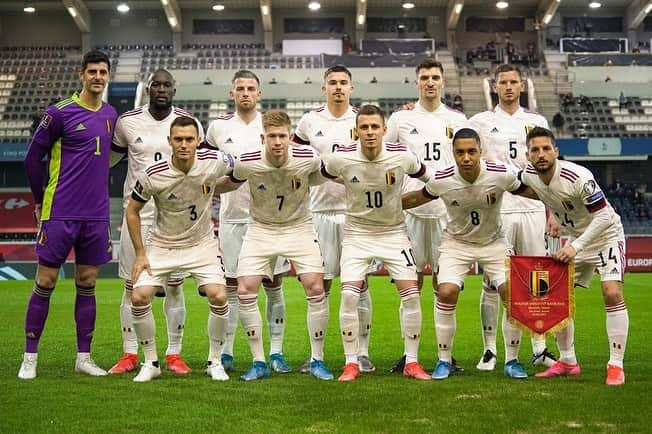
xmin=403 ymin=128 xmax=540 ymax=380
xmin=127 ymin=116 xmax=235 ymax=382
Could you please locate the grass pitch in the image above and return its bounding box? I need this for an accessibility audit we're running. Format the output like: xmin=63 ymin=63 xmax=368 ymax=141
xmin=1 ymin=274 xmax=650 ymax=433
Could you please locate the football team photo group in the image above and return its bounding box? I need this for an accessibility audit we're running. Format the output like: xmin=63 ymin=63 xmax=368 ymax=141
xmin=17 ymin=50 xmax=630 ymax=388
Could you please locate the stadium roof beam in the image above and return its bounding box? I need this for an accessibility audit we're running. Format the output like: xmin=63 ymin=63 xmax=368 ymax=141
xmin=626 ymin=0 xmax=652 ymax=30
xmin=447 ymin=0 xmax=464 ymax=31
xmin=160 ymin=0 xmax=182 ymax=33
xmin=260 ymin=0 xmax=273 ymax=51
xmin=61 ymin=0 xmax=91 ymax=33
xmin=537 ymin=0 xmax=560 ymax=27
xmin=355 ymin=0 xmax=367 ymax=49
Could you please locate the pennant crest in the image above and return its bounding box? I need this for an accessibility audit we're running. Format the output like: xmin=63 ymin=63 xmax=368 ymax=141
xmin=529 ymin=270 xmax=549 ymax=297
xmin=506 ymin=255 xmax=575 ymax=335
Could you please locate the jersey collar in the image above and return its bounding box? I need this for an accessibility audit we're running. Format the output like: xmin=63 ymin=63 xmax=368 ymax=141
xmin=72 ymin=92 xmax=102 ymax=112
xmin=493 ymin=104 xmax=524 ymax=118
xmin=325 ymin=105 xmax=356 ymax=121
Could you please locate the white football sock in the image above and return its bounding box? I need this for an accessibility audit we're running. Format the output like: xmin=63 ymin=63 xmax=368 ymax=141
xmin=400 ymin=290 xmax=421 ymax=364
xmin=340 ymin=285 xmax=360 ymax=365
xmin=264 ymin=285 xmax=285 ymax=355
xmin=131 ymin=303 xmax=157 ymax=362
xmin=307 ymin=294 xmax=328 ymax=361
xmin=357 ymin=284 xmax=372 ymax=358
xmin=435 ymin=301 xmax=456 ymax=363
xmin=502 ymin=313 xmax=522 ymax=363
xmin=222 ymin=285 xmax=238 ymax=357
xmin=554 ymin=320 xmax=577 ymax=365
xmin=164 ymin=282 xmax=185 ymax=355
xmin=480 ymin=285 xmax=499 ymax=355
xmin=120 ymin=283 xmax=138 ymax=354
xmin=238 ymin=294 xmax=265 ymax=362
xmin=606 ymin=302 xmax=628 ymax=368
xmin=208 ymin=303 xmax=229 ymax=362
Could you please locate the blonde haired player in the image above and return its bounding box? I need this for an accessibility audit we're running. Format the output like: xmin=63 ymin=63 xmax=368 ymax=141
xmin=204 ymin=70 xmax=291 ymax=373
xmin=217 ymin=110 xmax=333 ymax=381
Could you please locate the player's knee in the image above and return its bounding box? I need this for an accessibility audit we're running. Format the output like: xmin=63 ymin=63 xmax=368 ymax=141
xmin=75 ymin=268 xmax=98 ymax=288
xmin=340 ymin=289 xmax=359 ymax=312
xmin=131 ymin=288 xmax=153 ymax=307
xmin=436 ymin=284 xmax=458 ymax=303
xmin=602 ymin=282 xmax=624 ymax=306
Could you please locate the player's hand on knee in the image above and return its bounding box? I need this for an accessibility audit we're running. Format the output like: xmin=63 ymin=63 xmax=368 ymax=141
xmin=131 ymin=254 xmax=152 ymax=284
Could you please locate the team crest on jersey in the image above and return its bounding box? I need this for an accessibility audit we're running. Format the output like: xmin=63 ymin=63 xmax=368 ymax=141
xmin=562 ymin=200 xmax=574 ymax=211
xmin=350 ymin=128 xmax=358 ymax=141
xmin=525 ymin=125 xmax=534 ymax=135
xmin=106 ymin=119 xmax=112 ymax=133
xmin=386 ymin=171 xmax=396 ymax=185
xmin=486 ymin=192 xmax=497 ymax=206
xmin=202 ymin=183 xmax=211 ymax=195
xmin=291 ymin=176 xmax=302 ymax=191
xmin=446 ymin=126 xmax=454 ymax=140
xmin=40 ymin=113 xmax=52 ymax=129
xmin=529 ymin=270 xmax=550 ymax=297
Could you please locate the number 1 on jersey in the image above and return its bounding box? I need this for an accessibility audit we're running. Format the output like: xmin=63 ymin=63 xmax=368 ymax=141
xmin=94 ymin=136 xmax=101 ymax=156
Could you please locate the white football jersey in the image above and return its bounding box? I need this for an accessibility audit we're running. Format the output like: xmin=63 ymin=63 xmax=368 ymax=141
xmin=425 ymin=159 xmax=524 ymax=245
xmin=112 ymin=105 xmax=204 ymax=223
xmin=385 ymin=102 xmax=467 ymax=218
xmin=293 ymin=106 xmax=357 ymax=213
xmin=323 ymin=142 xmax=425 ymax=235
xmin=205 ymin=111 xmax=264 ymax=224
xmin=231 ymin=145 xmax=320 ymax=226
xmin=520 ymin=160 xmax=624 ymax=243
xmin=132 ymin=149 xmax=235 ymax=248
xmin=468 ymin=106 xmax=548 ymax=213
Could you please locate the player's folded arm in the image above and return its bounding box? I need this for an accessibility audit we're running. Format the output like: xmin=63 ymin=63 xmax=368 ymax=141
xmin=570 ymin=205 xmax=612 ymax=253
xmin=402 ymin=186 xmax=437 ymax=210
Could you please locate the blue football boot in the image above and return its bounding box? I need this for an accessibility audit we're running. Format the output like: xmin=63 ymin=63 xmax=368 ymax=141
xmin=269 ymin=353 xmax=291 ymax=373
xmin=432 ymin=360 xmax=453 ymax=380
xmin=504 ymin=359 xmax=528 ymax=379
xmin=240 ymin=361 xmax=271 ymax=381
xmin=309 ymin=360 xmax=334 ymax=380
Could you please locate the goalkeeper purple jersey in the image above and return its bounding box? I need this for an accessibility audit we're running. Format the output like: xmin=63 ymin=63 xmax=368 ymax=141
xmin=24 ymin=93 xmax=118 ymax=221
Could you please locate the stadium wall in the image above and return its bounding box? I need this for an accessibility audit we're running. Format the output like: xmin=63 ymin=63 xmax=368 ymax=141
xmin=0 ymin=11 xmax=80 ymax=47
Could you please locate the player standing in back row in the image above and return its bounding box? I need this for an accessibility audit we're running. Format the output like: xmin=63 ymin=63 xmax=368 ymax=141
xmin=468 ymin=64 xmax=557 ymax=371
xmin=108 ymin=69 xmax=203 ymax=375
xmin=292 ymin=65 xmax=376 ymax=373
xmin=204 ymin=70 xmax=291 ymax=373
xmin=19 ymin=50 xmax=118 ymax=379
xmin=384 ymin=58 xmax=467 ymax=373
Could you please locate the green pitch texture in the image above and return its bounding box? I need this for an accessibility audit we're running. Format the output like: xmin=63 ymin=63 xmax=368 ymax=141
xmin=1 ymin=274 xmax=650 ymax=433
